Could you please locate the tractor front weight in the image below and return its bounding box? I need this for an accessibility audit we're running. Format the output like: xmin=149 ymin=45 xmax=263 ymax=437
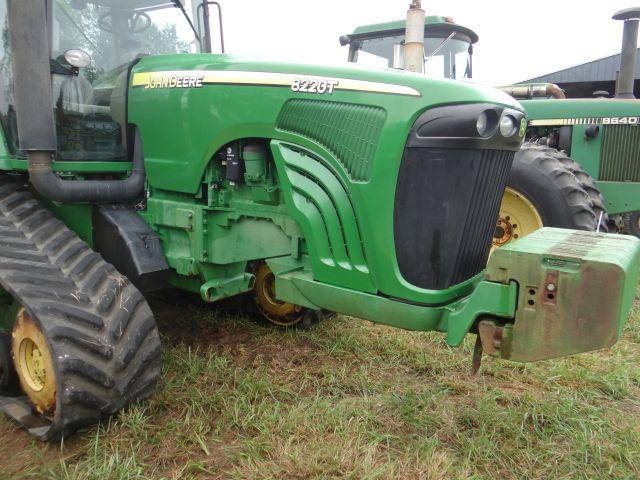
xmin=269 ymin=227 xmax=640 ymax=364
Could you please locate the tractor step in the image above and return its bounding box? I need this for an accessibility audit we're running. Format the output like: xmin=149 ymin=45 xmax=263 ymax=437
xmin=0 ymin=178 xmax=161 ymax=440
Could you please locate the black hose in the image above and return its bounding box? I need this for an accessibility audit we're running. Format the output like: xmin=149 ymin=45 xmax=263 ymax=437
xmin=27 ymin=130 xmax=146 ymax=204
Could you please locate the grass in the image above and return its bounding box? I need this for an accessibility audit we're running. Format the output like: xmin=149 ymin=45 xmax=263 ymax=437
xmin=1 ymin=290 xmax=640 ymax=480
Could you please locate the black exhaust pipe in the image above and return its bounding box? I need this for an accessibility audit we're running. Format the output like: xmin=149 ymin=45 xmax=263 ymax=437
xmin=7 ymin=0 xmax=145 ymax=203
xmin=613 ymin=8 xmax=640 ymax=99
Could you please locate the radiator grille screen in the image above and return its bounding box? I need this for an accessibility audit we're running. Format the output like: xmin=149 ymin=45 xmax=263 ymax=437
xmin=394 ymin=148 xmax=514 ymax=290
xmin=599 ymin=125 xmax=640 ymax=182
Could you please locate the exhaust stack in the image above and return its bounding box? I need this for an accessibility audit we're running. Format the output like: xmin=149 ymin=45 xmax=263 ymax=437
xmin=613 ymin=8 xmax=640 ymax=99
xmin=404 ymin=1 xmax=425 ymax=73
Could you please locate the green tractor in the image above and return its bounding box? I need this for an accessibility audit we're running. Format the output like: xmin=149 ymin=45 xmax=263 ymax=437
xmin=341 ymin=6 xmax=640 ymax=245
xmin=0 ymin=0 xmax=639 ymax=441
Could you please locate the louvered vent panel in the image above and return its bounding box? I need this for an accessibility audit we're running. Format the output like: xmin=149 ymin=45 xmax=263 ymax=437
xmin=599 ymin=125 xmax=640 ymax=182
xmin=276 ymin=99 xmax=386 ymax=181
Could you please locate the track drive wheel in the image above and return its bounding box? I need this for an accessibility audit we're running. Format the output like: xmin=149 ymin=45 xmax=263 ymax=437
xmin=0 ymin=179 xmax=161 ymax=441
xmin=252 ymin=263 xmax=319 ymax=329
xmin=493 ymin=143 xmax=600 ymax=248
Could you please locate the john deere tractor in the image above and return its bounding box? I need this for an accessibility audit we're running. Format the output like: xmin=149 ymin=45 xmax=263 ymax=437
xmin=341 ymin=7 xmax=640 ymax=244
xmin=0 ymin=0 xmax=638 ymax=441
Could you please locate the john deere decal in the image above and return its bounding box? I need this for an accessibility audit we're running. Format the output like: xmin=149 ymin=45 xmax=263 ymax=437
xmin=132 ymin=70 xmax=422 ymax=97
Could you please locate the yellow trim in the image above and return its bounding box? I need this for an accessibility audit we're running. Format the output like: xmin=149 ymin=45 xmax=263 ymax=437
xmin=528 ymin=119 xmax=567 ymax=127
xmin=131 ymin=70 xmax=422 ymax=97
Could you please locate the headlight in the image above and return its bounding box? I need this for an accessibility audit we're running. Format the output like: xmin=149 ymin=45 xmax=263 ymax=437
xmin=476 ymin=110 xmax=499 ymax=137
xmin=476 ymin=112 xmax=488 ymax=136
xmin=499 ymin=115 xmax=517 ymax=137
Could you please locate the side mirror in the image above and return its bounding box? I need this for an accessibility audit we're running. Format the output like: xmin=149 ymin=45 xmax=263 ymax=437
xmin=392 ymin=43 xmax=405 ymax=69
xmin=64 ymin=49 xmax=91 ymax=69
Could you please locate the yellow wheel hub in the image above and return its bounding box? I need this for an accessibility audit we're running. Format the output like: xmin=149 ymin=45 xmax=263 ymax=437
xmin=493 ymin=187 xmax=543 ymax=248
xmin=20 ymin=338 xmax=46 ymax=391
xmin=12 ymin=309 xmax=57 ymax=416
xmin=254 ymin=264 xmax=305 ymax=326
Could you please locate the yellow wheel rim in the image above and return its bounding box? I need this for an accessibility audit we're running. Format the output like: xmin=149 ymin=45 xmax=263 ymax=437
xmin=493 ymin=187 xmax=543 ymax=248
xmin=254 ymin=264 xmax=305 ymax=326
xmin=19 ymin=338 xmax=46 ymax=392
xmin=12 ymin=309 xmax=57 ymax=415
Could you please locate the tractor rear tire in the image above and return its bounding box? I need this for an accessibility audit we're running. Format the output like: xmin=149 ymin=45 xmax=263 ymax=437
xmin=494 ymin=143 xmax=599 ymax=247
xmin=0 ymin=178 xmax=161 ymax=441
xmin=622 ymin=211 xmax=640 ymax=238
xmin=553 ymin=149 xmax=609 ymax=232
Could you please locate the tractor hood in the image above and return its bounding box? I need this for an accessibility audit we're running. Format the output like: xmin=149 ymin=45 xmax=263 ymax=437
xmin=131 ymin=54 xmax=522 ymax=112
xmin=129 ymin=53 xmax=526 ymax=304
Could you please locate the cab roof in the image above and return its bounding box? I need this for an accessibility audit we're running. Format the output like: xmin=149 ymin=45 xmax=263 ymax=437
xmin=343 ymin=16 xmax=479 ymax=45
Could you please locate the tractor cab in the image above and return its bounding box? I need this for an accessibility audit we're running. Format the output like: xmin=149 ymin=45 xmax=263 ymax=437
xmin=1 ymin=0 xmax=201 ymax=161
xmin=339 ymin=16 xmax=477 ymax=79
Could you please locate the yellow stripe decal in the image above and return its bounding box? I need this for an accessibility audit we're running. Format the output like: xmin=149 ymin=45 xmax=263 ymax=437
xmin=131 ymin=70 xmax=421 ymax=97
xmin=529 ymin=119 xmax=567 ymax=126
xmin=529 ymin=117 xmax=640 ymax=127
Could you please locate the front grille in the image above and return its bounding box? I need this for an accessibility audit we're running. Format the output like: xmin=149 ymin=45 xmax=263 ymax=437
xmin=599 ymin=125 xmax=640 ymax=181
xmin=394 ymin=148 xmax=514 ymax=290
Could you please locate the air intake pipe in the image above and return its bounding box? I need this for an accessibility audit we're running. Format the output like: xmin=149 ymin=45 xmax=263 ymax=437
xmin=7 ymin=0 xmax=145 ymax=204
xmin=497 ymin=83 xmax=566 ymax=99
xmin=404 ymin=1 xmax=425 ymax=73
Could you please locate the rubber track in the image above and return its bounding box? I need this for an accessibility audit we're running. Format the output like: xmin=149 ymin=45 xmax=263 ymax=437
xmin=0 ymin=179 xmax=161 ymax=440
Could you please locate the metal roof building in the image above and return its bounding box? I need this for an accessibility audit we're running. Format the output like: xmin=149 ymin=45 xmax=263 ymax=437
xmin=518 ymin=48 xmax=640 ymax=98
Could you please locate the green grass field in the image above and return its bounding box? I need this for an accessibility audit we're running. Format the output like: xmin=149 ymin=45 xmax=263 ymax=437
xmin=1 ymin=289 xmax=640 ymax=480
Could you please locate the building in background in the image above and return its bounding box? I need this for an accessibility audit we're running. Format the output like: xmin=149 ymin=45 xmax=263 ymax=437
xmin=519 ymin=48 xmax=640 ymax=98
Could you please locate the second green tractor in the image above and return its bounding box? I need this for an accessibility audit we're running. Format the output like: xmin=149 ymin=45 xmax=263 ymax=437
xmin=341 ymin=6 xmax=640 ymax=244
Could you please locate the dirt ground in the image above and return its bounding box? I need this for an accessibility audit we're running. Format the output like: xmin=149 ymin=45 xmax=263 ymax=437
xmin=1 ymin=290 xmax=639 ymax=479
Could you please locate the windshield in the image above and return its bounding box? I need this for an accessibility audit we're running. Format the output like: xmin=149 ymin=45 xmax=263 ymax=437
xmin=53 ymin=1 xmax=199 ymax=75
xmin=354 ymin=34 xmax=472 ymax=80
xmin=51 ymin=0 xmax=200 ymax=161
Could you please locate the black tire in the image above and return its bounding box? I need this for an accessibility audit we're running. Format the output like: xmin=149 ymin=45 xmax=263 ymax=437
xmin=0 ymin=331 xmax=18 ymax=394
xmin=552 ymin=149 xmax=609 ymax=232
xmin=0 ymin=179 xmax=161 ymax=441
xmin=507 ymin=143 xmax=599 ymax=231
xmin=622 ymin=211 xmax=640 ymax=238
